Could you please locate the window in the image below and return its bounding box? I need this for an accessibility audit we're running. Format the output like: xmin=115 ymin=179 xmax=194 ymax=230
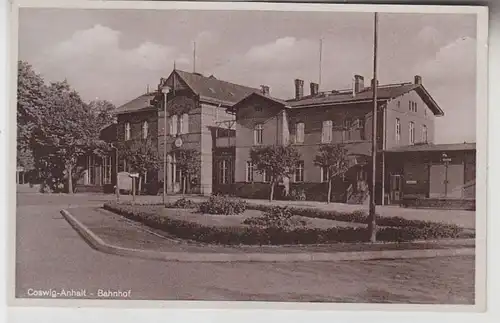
xmin=263 ymin=170 xmax=272 ymax=183
xmin=170 ymin=115 xmax=178 ymax=135
xmin=143 ymin=171 xmax=148 ymax=184
xmin=124 ymin=122 xmax=131 ymax=140
xmin=397 ymin=101 xmax=401 ymax=109
xmin=409 ymin=121 xmax=415 ymax=145
xmin=219 ymin=160 xmax=229 ymax=184
xmin=180 ymin=113 xmax=189 ymax=134
xmin=343 ymin=119 xmax=352 ymax=141
xmin=422 ymin=125 xmax=428 ymax=143
xmin=102 ymin=156 xmax=112 ymax=184
xmin=321 ymin=120 xmax=333 ymax=143
xmin=246 ymin=161 xmax=254 ymax=182
xmin=321 ymin=166 xmax=330 ymax=182
xmin=414 ymin=102 xmax=418 ymax=113
xmin=295 ymin=122 xmax=305 ymax=143
xmin=254 ymin=123 xmax=263 ymax=145
xmin=395 ymin=118 xmax=401 ymax=143
xmin=294 ymin=161 xmax=304 ymax=182
xmin=142 ymin=121 xmax=149 ymax=139
xmin=424 ymin=107 xmax=427 ymax=116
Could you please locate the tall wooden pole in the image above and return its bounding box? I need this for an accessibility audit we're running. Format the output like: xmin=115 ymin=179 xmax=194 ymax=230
xmin=193 ymin=41 xmax=196 ymax=73
xmin=115 ymin=145 xmax=120 ymax=202
xmin=163 ymin=90 xmax=168 ymax=205
xmin=368 ymin=12 xmax=378 ymax=243
xmin=319 ymin=38 xmax=323 ymax=89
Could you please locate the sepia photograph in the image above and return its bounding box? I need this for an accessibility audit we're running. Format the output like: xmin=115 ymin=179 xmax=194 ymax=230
xmin=10 ymin=0 xmax=488 ymax=310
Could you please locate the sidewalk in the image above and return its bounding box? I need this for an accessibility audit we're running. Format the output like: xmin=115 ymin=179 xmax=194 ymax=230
xmin=62 ymin=206 xmax=475 ymax=263
xmin=116 ymin=194 xmax=476 ymax=229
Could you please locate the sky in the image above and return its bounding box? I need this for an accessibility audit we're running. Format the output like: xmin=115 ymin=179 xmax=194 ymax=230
xmin=18 ymin=8 xmax=477 ymax=144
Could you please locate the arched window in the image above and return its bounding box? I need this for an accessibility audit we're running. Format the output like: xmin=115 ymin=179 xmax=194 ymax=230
xmin=142 ymin=121 xmax=149 ymax=139
xmin=254 ymin=123 xmax=263 ymax=145
xmin=180 ymin=113 xmax=189 ymax=134
xmin=124 ymin=122 xmax=131 ymax=141
xmin=295 ymin=122 xmax=305 ymax=143
xmin=171 ymin=115 xmax=178 ymax=135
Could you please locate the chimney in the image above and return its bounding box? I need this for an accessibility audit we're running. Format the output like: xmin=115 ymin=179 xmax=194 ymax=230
xmin=260 ymin=85 xmax=270 ymax=96
xmin=353 ymin=75 xmax=364 ymax=94
xmin=371 ymin=78 xmax=379 ymax=88
xmin=414 ymin=75 xmax=422 ymax=85
xmin=310 ymin=82 xmax=319 ymax=96
xmin=294 ymin=79 xmax=304 ymax=100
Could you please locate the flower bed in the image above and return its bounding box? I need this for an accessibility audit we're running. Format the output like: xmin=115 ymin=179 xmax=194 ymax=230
xmin=103 ymin=202 xmax=473 ymax=245
xmin=128 ymin=197 xmax=467 ymax=232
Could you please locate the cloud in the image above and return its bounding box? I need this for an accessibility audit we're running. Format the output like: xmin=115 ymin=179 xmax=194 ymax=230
xmin=415 ymin=36 xmax=476 ymax=84
xmin=416 ymin=26 xmax=442 ymax=46
xmin=244 ymin=37 xmax=317 ymax=67
xmin=34 ymin=24 xmax=188 ymax=105
xmin=208 ymin=36 xmax=372 ymax=99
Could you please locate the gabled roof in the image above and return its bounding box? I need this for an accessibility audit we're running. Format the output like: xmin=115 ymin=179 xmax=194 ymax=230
xmin=114 ymin=93 xmax=157 ymax=115
xmin=230 ymin=81 xmax=445 ymax=116
xmin=287 ymin=83 xmax=444 ymax=116
xmin=228 ymin=91 xmax=289 ymax=113
xmin=172 ymin=70 xmax=260 ymax=105
xmin=386 ymin=142 xmax=476 ymax=153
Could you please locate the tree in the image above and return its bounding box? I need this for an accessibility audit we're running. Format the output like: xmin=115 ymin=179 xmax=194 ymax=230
xmin=250 ymin=145 xmax=301 ymax=201
xmin=118 ymin=138 xmax=160 ymax=194
xmin=30 ymin=80 xmax=109 ymax=193
xmin=17 ymin=61 xmax=48 ymax=173
xmin=313 ymin=144 xmax=351 ymax=204
xmin=174 ymin=148 xmax=201 ymax=195
xmin=88 ymin=99 xmax=116 ymax=128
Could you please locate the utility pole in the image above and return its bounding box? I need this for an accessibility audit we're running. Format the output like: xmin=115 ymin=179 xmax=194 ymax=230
xmin=368 ymin=12 xmax=378 ymax=243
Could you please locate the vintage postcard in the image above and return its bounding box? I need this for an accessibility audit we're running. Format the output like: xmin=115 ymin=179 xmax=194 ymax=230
xmin=9 ymin=0 xmax=488 ymax=312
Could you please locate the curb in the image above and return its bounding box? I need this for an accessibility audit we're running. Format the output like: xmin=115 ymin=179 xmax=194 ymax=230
xmin=61 ymin=209 xmax=475 ymax=263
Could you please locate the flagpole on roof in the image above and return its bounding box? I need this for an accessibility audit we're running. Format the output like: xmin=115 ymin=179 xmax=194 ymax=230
xmin=368 ymin=12 xmax=378 ymax=243
xmin=193 ymin=41 xmax=196 ymax=73
xmin=319 ymin=38 xmax=323 ymax=90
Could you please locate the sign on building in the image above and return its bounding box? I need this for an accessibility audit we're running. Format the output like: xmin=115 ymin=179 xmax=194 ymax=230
xmin=117 ymin=172 xmax=132 ymax=191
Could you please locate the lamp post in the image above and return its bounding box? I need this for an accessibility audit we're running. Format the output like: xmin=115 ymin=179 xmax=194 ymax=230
xmin=111 ymin=143 xmax=120 ymax=202
xmin=441 ymin=152 xmax=451 ymax=197
xmin=161 ymin=85 xmax=171 ymax=205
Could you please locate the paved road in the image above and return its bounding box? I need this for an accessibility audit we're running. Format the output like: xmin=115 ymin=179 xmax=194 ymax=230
xmin=14 ymin=192 xmax=475 ymax=303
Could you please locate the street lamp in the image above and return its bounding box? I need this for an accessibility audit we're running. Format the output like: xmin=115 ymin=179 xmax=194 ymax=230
xmin=441 ymin=152 xmax=451 ymax=197
xmin=110 ymin=143 xmax=120 ymax=202
xmin=161 ymin=85 xmax=171 ymax=205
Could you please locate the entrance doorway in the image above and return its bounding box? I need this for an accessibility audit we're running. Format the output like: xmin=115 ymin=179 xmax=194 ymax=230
xmin=429 ymin=164 xmax=464 ymax=198
xmin=390 ymin=174 xmax=403 ymax=204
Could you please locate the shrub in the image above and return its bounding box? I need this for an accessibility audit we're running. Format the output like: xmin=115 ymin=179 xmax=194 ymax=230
xmin=244 ymin=206 xmax=308 ymax=229
xmin=171 ymin=198 xmax=198 ymax=209
xmin=288 ymin=188 xmax=307 ymax=201
xmin=103 ymin=202 xmax=473 ymax=245
xmin=244 ymin=204 xmax=465 ymax=232
xmin=198 ymin=195 xmax=248 ymax=215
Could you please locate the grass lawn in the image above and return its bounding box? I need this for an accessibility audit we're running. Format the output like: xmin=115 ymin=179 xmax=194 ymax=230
xmin=161 ymin=207 xmax=366 ymax=229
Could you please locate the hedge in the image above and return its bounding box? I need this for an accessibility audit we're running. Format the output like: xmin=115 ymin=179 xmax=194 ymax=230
xmin=103 ymin=202 xmax=473 ymax=245
xmin=116 ymin=198 xmax=470 ymax=232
